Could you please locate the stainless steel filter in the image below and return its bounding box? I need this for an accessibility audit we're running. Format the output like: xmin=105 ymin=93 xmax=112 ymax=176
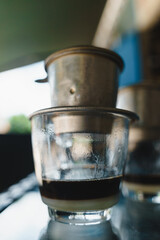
xmin=45 ymin=46 xmax=123 ymax=108
xmin=117 ymin=83 xmax=160 ymax=143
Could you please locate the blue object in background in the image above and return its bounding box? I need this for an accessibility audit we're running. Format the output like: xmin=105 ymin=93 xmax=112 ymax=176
xmin=112 ymin=32 xmax=143 ymax=87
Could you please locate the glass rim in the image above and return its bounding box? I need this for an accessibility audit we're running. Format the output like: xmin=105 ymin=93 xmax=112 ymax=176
xmin=29 ymin=106 xmax=139 ymax=122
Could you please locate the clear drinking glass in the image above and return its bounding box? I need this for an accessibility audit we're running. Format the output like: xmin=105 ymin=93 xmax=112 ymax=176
xmin=30 ymin=107 xmax=135 ymax=225
xmin=122 ymin=139 xmax=160 ymax=203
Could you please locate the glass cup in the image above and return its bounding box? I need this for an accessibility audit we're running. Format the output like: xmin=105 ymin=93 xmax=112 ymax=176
xmin=117 ymin=83 xmax=160 ymax=203
xmin=122 ymin=139 xmax=160 ymax=203
xmin=30 ymin=107 xmax=137 ymax=225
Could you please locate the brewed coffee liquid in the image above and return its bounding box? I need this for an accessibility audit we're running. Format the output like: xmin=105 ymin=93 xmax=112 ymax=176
xmin=40 ymin=176 xmax=121 ymax=200
xmin=124 ymin=174 xmax=160 ymax=185
xmin=123 ymin=174 xmax=160 ymax=195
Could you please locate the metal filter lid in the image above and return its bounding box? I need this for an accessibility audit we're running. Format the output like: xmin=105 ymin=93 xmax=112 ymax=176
xmin=45 ymin=45 xmax=124 ymax=71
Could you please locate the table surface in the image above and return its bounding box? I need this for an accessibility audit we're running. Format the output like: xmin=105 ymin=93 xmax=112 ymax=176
xmin=0 ymin=177 xmax=160 ymax=240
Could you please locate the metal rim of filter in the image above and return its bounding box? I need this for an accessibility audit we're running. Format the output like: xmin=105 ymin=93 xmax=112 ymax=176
xmin=44 ymin=45 xmax=124 ymax=72
xmin=29 ymin=106 xmax=139 ymax=134
xmin=118 ymin=82 xmax=160 ymax=91
xmin=30 ymin=106 xmax=138 ymax=121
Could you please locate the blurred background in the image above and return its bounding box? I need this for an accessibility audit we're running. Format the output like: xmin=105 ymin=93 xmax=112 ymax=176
xmin=0 ymin=0 xmax=159 ymax=191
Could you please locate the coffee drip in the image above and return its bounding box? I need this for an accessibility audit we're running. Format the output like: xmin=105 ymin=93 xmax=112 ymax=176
xmin=30 ymin=46 xmax=138 ymax=224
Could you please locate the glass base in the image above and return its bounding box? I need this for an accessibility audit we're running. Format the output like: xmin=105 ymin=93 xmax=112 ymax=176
xmin=122 ymin=184 xmax=160 ymax=203
xmin=48 ymin=207 xmax=111 ymax=225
